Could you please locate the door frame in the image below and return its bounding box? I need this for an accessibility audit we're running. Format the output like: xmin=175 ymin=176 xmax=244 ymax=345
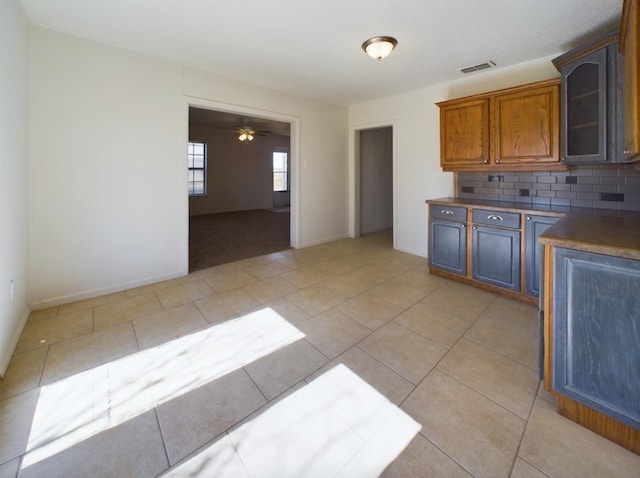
xmin=182 ymin=96 xmax=301 ymax=273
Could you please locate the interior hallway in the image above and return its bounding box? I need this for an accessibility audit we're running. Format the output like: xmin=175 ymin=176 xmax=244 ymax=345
xmin=1 ymin=230 xmax=639 ymax=477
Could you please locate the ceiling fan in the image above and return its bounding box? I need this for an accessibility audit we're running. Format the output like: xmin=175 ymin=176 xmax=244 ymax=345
xmin=236 ymin=119 xmax=270 ymax=143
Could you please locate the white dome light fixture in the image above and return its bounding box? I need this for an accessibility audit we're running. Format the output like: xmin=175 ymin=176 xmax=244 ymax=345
xmin=362 ymin=36 xmax=397 ymax=60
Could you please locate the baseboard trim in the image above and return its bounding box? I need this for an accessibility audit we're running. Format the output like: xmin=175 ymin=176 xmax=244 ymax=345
xmin=0 ymin=305 xmax=31 ymax=378
xmin=298 ymin=233 xmax=350 ymax=249
xmin=394 ymin=245 xmax=427 ymax=258
xmin=30 ymin=270 xmax=186 ymax=310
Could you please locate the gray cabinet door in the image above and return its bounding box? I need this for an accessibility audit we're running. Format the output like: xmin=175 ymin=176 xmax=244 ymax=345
xmin=553 ymin=248 xmax=640 ymax=430
xmin=525 ymin=215 xmax=559 ymax=297
xmin=558 ymin=40 xmax=624 ymax=164
xmin=472 ymin=225 xmax=520 ymax=291
xmin=429 ymin=219 xmax=466 ymax=275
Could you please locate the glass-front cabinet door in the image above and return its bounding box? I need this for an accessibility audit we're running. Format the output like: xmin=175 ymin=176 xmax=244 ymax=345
xmin=561 ymin=48 xmax=607 ymax=163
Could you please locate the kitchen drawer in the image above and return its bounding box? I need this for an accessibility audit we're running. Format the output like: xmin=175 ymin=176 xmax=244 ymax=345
xmin=472 ymin=208 xmax=520 ymax=229
xmin=429 ymin=204 xmax=467 ymax=222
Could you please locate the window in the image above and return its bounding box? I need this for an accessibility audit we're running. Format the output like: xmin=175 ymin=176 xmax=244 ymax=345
xmin=188 ymin=142 xmax=206 ymax=196
xmin=273 ymin=151 xmax=288 ymax=192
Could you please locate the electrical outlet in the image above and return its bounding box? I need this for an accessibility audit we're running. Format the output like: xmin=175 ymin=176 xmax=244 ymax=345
xmin=10 ymin=280 xmax=14 ymax=301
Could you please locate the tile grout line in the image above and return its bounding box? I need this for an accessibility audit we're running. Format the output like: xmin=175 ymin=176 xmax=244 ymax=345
xmin=509 ymin=382 xmax=554 ymax=478
xmin=153 ymin=407 xmax=173 ymax=473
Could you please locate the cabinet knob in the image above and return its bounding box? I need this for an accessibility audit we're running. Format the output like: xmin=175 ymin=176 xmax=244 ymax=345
xmin=496 ymin=159 xmax=500 ymax=164
xmin=473 ymin=226 xmax=477 ymax=230
xmin=461 ymin=224 xmax=466 ymax=229
xmin=526 ymin=216 xmax=532 ymax=221
xmin=483 ymin=159 xmax=489 ymax=164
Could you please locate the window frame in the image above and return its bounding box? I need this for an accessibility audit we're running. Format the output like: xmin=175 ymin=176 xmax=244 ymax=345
xmin=272 ymin=149 xmax=289 ymax=192
xmin=188 ymin=141 xmax=207 ymax=196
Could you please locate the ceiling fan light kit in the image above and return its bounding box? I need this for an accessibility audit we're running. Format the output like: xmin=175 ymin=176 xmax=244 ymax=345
xmin=238 ymin=131 xmax=254 ymax=142
xmin=236 ymin=118 xmax=270 ymax=143
xmin=362 ymin=36 xmax=397 ymax=60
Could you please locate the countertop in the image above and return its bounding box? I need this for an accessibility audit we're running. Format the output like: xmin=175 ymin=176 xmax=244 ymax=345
xmin=426 ymin=197 xmax=640 ymax=260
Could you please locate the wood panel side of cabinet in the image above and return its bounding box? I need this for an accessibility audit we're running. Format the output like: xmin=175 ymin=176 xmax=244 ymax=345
xmin=542 ymin=244 xmax=555 ymax=392
xmin=620 ymin=0 xmax=640 ymax=161
xmin=557 ymin=395 xmax=640 ymax=455
xmin=465 ymin=208 xmax=474 ymax=279
xmin=491 ymin=83 xmax=560 ymax=165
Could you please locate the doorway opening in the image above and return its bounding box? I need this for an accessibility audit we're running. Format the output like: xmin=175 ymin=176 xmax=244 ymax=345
xmin=187 ymin=106 xmax=294 ymax=272
xmin=352 ymin=124 xmax=395 ymax=247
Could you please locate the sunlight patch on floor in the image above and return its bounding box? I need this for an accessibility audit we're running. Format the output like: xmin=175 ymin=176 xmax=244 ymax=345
xmin=22 ymin=308 xmax=304 ymax=469
xmin=163 ymin=364 xmax=421 ymax=477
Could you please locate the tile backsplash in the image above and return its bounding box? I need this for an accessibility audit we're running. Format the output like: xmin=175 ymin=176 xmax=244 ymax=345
xmin=456 ymin=164 xmax=640 ymax=211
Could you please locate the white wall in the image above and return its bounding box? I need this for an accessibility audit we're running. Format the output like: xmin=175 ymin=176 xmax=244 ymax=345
xmin=188 ymin=126 xmax=289 ymax=215
xmin=29 ymin=26 xmax=348 ymax=308
xmin=27 ymin=22 xmax=558 ymax=308
xmin=29 ymin=28 xmax=189 ymax=307
xmin=183 ymin=69 xmax=348 ymax=247
xmin=0 ymin=0 xmax=30 ymax=376
xmin=349 ymin=56 xmax=560 ymax=258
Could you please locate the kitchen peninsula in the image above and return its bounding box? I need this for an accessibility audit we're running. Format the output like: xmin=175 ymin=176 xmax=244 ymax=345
xmin=539 ymin=209 xmax=640 ymax=455
xmin=427 ymin=197 xmax=640 ymax=454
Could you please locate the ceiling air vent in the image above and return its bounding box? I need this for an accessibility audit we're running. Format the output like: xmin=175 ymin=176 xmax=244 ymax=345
xmin=460 ymin=60 xmax=496 ymax=74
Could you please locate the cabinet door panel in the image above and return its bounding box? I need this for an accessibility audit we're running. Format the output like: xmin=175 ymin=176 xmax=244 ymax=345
xmin=493 ymin=85 xmax=560 ymax=165
xmin=472 ymin=226 xmax=520 ymax=291
xmin=553 ymin=248 xmax=640 ymax=429
xmin=429 ymin=220 xmax=466 ymax=275
xmin=525 ymin=215 xmax=559 ymax=297
xmin=440 ymin=99 xmax=489 ymax=167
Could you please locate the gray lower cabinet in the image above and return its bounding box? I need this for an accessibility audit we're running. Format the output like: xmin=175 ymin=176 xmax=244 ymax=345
xmin=553 ymin=247 xmax=640 ymax=430
xmin=429 ymin=219 xmax=466 ymax=275
xmin=472 ymin=225 xmax=521 ymax=291
xmin=525 ymin=215 xmax=559 ymax=297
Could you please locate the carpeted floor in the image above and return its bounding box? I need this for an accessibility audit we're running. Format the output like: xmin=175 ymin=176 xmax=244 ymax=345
xmin=189 ymin=209 xmax=291 ymax=272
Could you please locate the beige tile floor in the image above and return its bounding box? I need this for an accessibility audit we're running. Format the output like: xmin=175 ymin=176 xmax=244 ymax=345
xmin=1 ymin=230 xmax=639 ymax=477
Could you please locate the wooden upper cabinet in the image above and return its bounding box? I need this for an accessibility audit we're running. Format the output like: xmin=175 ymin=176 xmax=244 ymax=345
xmin=491 ymin=85 xmax=560 ymax=164
xmin=437 ymin=79 xmax=564 ymax=172
xmin=439 ymin=98 xmax=489 ymax=168
xmin=620 ymin=0 xmax=640 ymax=161
xmin=492 ymin=83 xmax=560 ymax=166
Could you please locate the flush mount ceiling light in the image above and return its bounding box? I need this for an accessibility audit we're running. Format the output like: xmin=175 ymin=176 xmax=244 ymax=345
xmin=362 ymin=36 xmax=398 ymax=60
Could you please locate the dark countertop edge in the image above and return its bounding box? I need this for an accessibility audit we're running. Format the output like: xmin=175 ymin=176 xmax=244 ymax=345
xmin=427 ymin=197 xmax=640 ymax=260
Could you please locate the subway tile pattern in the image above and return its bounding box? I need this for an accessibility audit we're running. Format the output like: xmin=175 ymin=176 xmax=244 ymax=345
xmin=456 ymin=164 xmax=640 ymax=211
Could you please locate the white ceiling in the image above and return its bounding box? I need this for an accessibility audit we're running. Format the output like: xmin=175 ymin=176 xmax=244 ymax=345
xmin=21 ymin=0 xmax=623 ymax=106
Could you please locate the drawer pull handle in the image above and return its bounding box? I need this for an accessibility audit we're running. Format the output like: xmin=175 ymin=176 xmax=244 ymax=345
xmin=441 ymin=209 xmax=455 ymax=215
xmin=487 ymin=214 xmax=503 ymax=221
